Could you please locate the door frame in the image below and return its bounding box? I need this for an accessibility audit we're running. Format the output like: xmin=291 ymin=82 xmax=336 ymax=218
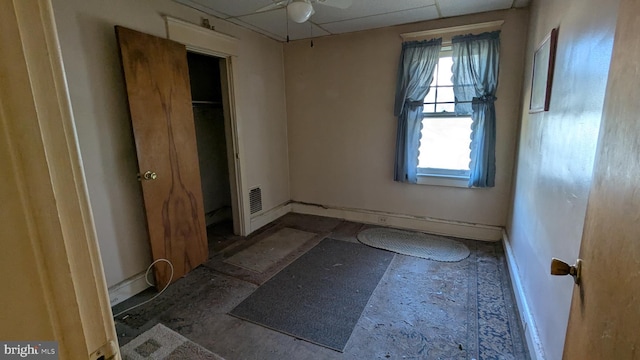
xmin=0 ymin=0 xmax=119 ymax=358
xmin=165 ymin=17 xmax=249 ymax=236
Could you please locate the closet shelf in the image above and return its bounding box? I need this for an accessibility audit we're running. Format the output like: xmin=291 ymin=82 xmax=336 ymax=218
xmin=192 ymin=100 xmax=222 ymax=106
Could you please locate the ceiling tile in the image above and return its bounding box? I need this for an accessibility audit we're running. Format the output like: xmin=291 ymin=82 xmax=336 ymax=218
xmin=180 ymin=0 xmax=276 ymax=17
xmin=288 ymin=22 xmax=331 ymax=41
xmin=321 ymin=5 xmax=440 ymax=34
xmin=311 ymin=0 xmax=436 ymax=24
xmin=174 ymin=0 xmax=231 ymax=18
xmin=226 ymin=17 xmax=285 ymax=41
xmin=173 ymin=0 xmax=524 ymax=42
xmin=235 ymin=10 xmax=331 ymax=41
xmin=437 ymin=0 xmax=513 ymax=17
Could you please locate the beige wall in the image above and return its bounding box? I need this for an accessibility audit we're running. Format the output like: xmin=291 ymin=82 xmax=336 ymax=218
xmin=284 ymin=9 xmax=528 ymax=227
xmin=507 ymin=0 xmax=619 ymax=358
xmin=51 ymin=0 xmax=290 ymax=287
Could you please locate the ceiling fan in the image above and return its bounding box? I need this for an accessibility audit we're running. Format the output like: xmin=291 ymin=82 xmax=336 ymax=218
xmin=256 ymin=0 xmax=353 ymax=23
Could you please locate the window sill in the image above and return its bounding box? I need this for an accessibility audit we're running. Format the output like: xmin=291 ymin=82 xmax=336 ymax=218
xmin=416 ymin=174 xmax=470 ymax=188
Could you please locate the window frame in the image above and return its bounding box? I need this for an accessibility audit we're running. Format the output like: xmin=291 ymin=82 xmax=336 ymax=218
xmin=418 ymin=50 xmax=473 ymax=182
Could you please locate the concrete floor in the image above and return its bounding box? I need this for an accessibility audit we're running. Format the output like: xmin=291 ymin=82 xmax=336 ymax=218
xmin=113 ymin=213 xmax=528 ymax=360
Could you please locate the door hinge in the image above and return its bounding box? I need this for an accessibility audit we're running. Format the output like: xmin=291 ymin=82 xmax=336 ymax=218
xmin=90 ymin=340 xmax=118 ymax=360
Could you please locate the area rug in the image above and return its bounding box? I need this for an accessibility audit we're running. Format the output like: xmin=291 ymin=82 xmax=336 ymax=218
xmin=120 ymin=323 xmax=225 ymax=359
xmin=224 ymin=227 xmax=316 ymax=273
xmin=229 ymin=238 xmax=394 ymax=352
xmin=357 ymin=227 xmax=470 ymax=262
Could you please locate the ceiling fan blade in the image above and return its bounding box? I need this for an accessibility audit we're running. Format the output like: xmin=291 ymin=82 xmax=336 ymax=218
xmin=255 ymin=0 xmax=288 ymax=13
xmin=314 ymin=0 xmax=353 ymax=9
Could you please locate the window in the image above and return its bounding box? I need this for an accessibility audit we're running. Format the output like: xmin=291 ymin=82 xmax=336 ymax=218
xmin=418 ymin=52 xmax=472 ymax=179
xmin=394 ymin=30 xmax=499 ymax=187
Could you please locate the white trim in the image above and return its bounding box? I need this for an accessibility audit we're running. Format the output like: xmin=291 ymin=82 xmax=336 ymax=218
xmin=1 ymin=1 xmax=118 ymax=357
xmin=502 ymin=229 xmax=546 ymax=360
xmin=400 ymin=20 xmax=505 ymax=41
xmin=291 ymin=202 xmax=502 ymax=241
xmin=108 ymin=272 xmax=151 ymax=307
xmin=165 ymin=16 xmax=238 ymax=56
xmin=165 ymin=16 xmax=250 ymax=236
xmin=250 ymin=202 xmax=292 ymax=233
xmin=417 ymin=175 xmax=469 ymax=188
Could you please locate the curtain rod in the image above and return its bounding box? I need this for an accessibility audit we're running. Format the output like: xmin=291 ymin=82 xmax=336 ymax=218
xmin=400 ymin=20 xmax=504 ymax=41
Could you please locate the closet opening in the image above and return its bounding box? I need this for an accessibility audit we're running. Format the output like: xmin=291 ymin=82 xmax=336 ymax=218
xmin=187 ymin=51 xmax=234 ymax=238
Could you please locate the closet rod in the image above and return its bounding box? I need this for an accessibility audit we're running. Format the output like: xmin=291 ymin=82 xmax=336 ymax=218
xmin=192 ymin=100 xmax=221 ymax=105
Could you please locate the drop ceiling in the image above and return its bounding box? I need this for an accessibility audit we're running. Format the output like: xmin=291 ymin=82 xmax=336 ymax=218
xmin=174 ymin=0 xmax=530 ymax=42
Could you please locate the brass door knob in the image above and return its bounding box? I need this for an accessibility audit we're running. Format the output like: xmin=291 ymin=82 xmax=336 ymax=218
xmin=143 ymin=171 xmax=157 ymax=181
xmin=551 ymin=258 xmax=582 ymax=285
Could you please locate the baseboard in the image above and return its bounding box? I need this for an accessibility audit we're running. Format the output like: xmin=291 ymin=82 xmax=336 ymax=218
xmin=290 ymin=202 xmax=502 ymax=241
xmin=502 ymin=229 xmax=546 ymax=360
xmin=250 ymin=202 xmax=292 ymax=233
xmin=108 ymin=271 xmax=151 ymax=307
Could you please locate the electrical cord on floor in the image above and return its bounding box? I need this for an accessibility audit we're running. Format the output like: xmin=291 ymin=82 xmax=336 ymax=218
xmin=112 ymin=258 xmax=174 ymax=319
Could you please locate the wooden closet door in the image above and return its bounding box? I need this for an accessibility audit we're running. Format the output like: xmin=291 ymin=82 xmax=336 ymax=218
xmin=116 ymin=26 xmax=207 ymax=290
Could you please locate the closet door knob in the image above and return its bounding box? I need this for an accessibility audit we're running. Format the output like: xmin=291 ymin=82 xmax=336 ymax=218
xmin=142 ymin=171 xmax=157 ymax=181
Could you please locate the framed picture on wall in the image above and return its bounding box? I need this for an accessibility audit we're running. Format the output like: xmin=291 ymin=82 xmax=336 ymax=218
xmin=529 ymin=28 xmax=558 ymax=113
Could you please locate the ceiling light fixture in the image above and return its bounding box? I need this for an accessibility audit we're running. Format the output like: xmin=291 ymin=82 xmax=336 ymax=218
xmin=287 ymin=1 xmax=314 ymax=23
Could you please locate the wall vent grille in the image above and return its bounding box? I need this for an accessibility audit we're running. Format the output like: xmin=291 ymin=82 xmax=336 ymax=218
xmin=249 ymin=187 xmax=262 ymax=214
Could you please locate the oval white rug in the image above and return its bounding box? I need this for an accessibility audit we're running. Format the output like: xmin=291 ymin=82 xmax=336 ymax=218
xmin=357 ymin=227 xmax=470 ymax=262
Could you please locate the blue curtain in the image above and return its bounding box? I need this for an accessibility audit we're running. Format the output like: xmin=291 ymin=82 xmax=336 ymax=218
xmin=393 ymin=38 xmax=442 ymax=183
xmin=452 ymin=31 xmax=500 ymax=187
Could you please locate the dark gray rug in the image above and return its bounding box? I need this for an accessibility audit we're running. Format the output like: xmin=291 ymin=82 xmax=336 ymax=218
xmin=229 ymin=238 xmax=394 ymax=352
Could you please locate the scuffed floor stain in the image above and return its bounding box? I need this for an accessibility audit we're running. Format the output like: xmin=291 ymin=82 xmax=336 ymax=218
xmin=113 ymin=214 xmax=529 ymax=360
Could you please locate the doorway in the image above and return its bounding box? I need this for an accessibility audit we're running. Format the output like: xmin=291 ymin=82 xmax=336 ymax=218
xmin=165 ymin=16 xmax=249 ymax=237
xmin=187 ymin=52 xmax=233 ymax=231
